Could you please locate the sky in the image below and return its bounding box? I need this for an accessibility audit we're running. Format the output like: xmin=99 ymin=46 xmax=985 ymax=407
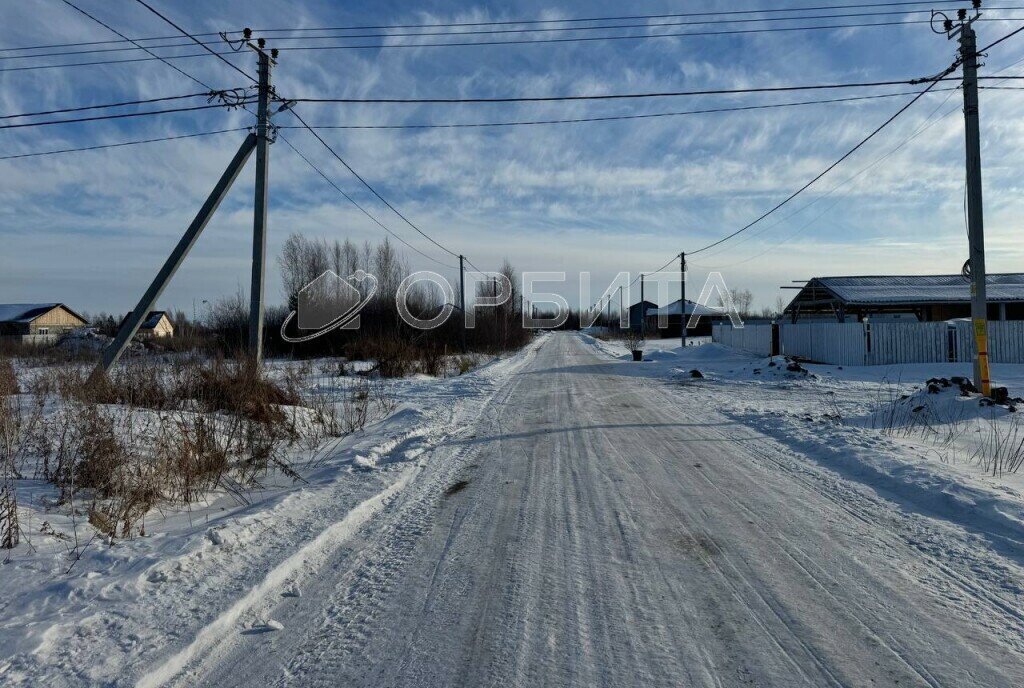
xmin=2 ymin=0 xmax=1024 ymax=317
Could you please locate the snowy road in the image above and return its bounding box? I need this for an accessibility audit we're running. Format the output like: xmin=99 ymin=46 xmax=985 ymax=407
xmin=156 ymin=332 xmax=1024 ymax=687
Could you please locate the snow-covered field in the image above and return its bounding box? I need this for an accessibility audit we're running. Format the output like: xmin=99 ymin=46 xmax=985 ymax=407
xmin=0 ymin=339 xmax=544 ymax=685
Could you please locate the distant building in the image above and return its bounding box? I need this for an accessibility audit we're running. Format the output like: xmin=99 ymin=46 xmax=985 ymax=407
xmin=784 ymin=274 xmax=1024 ymax=323
xmin=628 ymin=301 xmax=658 ymax=331
xmin=647 ymin=299 xmax=729 ymax=337
xmin=122 ymin=311 xmax=174 ymax=338
xmin=0 ymin=303 xmax=89 ymax=342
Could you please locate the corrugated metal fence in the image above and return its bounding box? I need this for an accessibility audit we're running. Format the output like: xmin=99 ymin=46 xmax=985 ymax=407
xmin=712 ymin=320 xmax=1024 ymax=365
xmin=710 ymin=322 xmax=773 ymax=356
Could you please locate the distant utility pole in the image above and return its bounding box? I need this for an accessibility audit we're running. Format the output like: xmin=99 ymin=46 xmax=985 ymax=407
xmin=639 ymin=273 xmax=645 ymax=334
xmin=459 ymin=255 xmax=467 ymax=353
xmin=618 ymin=285 xmax=623 ymax=328
xmin=680 ymin=252 xmax=687 ymax=349
xmin=941 ymin=2 xmax=990 ymax=395
xmin=606 ymin=296 xmax=611 ymax=328
xmin=249 ymin=45 xmax=274 ymax=362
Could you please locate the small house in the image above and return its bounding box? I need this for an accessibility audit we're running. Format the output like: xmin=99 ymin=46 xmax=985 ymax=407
xmin=124 ymin=311 xmax=174 ymax=338
xmin=0 ymin=303 xmax=89 ymax=343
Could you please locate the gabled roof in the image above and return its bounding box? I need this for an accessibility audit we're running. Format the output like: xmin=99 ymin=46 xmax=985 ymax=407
xmin=141 ymin=311 xmax=169 ymax=329
xmin=120 ymin=311 xmax=171 ymax=329
xmin=0 ymin=303 xmax=87 ymax=324
xmin=791 ymin=274 xmax=1024 ymax=307
xmin=648 ymin=299 xmax=722 ymax=317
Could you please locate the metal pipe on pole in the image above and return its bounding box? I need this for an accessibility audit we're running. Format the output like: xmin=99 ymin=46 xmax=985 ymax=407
xmin=249 ymin=49 xmax=273 ymax=362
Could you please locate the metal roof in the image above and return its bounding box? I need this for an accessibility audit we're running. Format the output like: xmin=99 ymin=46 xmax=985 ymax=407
xmin=802 ymin=274 xmax=1024 ymax=305
xmin=0 ymin=303 xmax=86 ymax=324
xmin=648 ymin=299 xmax=722 ymax=317
xmin=141 ymin=311 xmax=168 ymax=329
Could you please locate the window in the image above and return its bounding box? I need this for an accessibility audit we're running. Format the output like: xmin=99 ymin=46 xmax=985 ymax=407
xmin=37 ymin=328 xmax=49 ymax=335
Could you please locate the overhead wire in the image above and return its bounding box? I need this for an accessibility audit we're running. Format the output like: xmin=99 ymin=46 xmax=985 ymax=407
xmin=0 ymin=1 xmax=983 ymax=53
xmin=0 ymin=91 xmax=214 ymax=120
xmin=0 ymin=128 xmax=247 ymax=160
xmin=0 ymin=102 xmax=254 ymax=130
xmin=9 ymin=17 xmax=1023 ymax=71
xmin=11 ymin=8 xmax=1024 ymax=60
xmin=276 ymin=89 xmax=958 ymax=130
xmin=121 ymin=0 xmax=469 ymax=269
xmin=282 ymin=76 xmax=1023 ymax=104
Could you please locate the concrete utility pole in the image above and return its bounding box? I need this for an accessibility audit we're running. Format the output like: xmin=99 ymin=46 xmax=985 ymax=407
xmin=680 ymin=252 xmax=687 ymax=349
xmin=97 ymin=135 xmax=258 ymax=374
xmin=946 ymin=4 xmax=991 ymax=395
xmin=459 ymin=255 xmax=467 ymax=353
xmin=249 ymin=47 xmax=274 ymax=362
xmin=618 ymin=286 xmax=623 ymax=329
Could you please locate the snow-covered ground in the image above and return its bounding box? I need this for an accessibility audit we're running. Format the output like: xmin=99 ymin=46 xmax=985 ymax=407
xmin=5 ymin=331 xmax=1024 ymax=686
xmin=0 ymin=338 xmax=544 ymax=686
xmin=585 ymin=334 xmax=1024 ymax=555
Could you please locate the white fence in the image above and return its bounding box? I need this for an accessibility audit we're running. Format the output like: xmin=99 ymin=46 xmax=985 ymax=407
xmin=781 ymin=322 xmax=865 ymax=366
xmin=710 ymin=322 xmax=773 ymax=356
xmin=713 ymin=320 xmax=1024 ymax=366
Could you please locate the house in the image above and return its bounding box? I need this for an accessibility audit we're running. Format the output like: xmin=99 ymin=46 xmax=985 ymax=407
xmin=646 ymin=299 xmax=730 ymax=337
xmin=784 ymin=274 xmax=1024 ymax=323
xmin=122 ymin=311 xmax=175 ymax=338
xmin=0 ymin=303 xmax=89 ymax=342
xmin=627 ymin=301 xmax=658 ymax=331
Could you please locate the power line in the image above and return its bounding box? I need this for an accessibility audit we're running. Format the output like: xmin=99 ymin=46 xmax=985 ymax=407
xmin=0 ymin=102 xmax=252 ymax=130
xmin=287 ymin=76 xmax=1022 ymax=104
xmin=128 ymin=2 xmax=468 ymax=267
xmin=0 ymin=91 xmax=212 ymax=120
xmin=277 ymin=135 xmax=457 ymax=269
xmin=8 ymin=18 xmax=1014 ymax=72
xmin=59 ymin=0 xmax=212 ymax=90
xmin=688 ymin=77 xmax=948 ymax=256
xmin=276 ymin=89 xmax=958 ymax=130
xmin=977 ymin=22 xmax=1024 ymax=52
xmin=1 ymin=1 xmax=981 ymax=53
xmin=47 ymin=2 xmax=465 ymax=272
xmin=13 ymin=8 xmax=1024 ymax=60
xmin=288 ymin=108 xmax=463 ymax=260
xmin=130 ymin=0 xmax=257 ymax=84
xmin=0 ymin=128 xmax=246 ymax=160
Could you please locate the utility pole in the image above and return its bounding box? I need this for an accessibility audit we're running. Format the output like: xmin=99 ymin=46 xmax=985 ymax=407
xmin=459 ymin=255 xmax=467 ymax=353
xmin=618 ymin=285 xmax=623 ymax=329
xmin=639 ymin=273 xmax=645 ymax=335
xmin=680 ymin=252 xmax=687 ymax=349
xmin=96 ymin=136 xmax=258 ymax=375
xmin=943 ymin=3 xmax=990 ymax=395
xmin=249 ymin=45 xmax=274 ymax=362
xmin=606 ymin=296 xmax=611 ymax=329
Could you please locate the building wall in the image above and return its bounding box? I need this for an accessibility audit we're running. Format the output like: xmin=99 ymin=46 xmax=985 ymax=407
xmin=28 ymin=306 xmax=87 ymax=334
